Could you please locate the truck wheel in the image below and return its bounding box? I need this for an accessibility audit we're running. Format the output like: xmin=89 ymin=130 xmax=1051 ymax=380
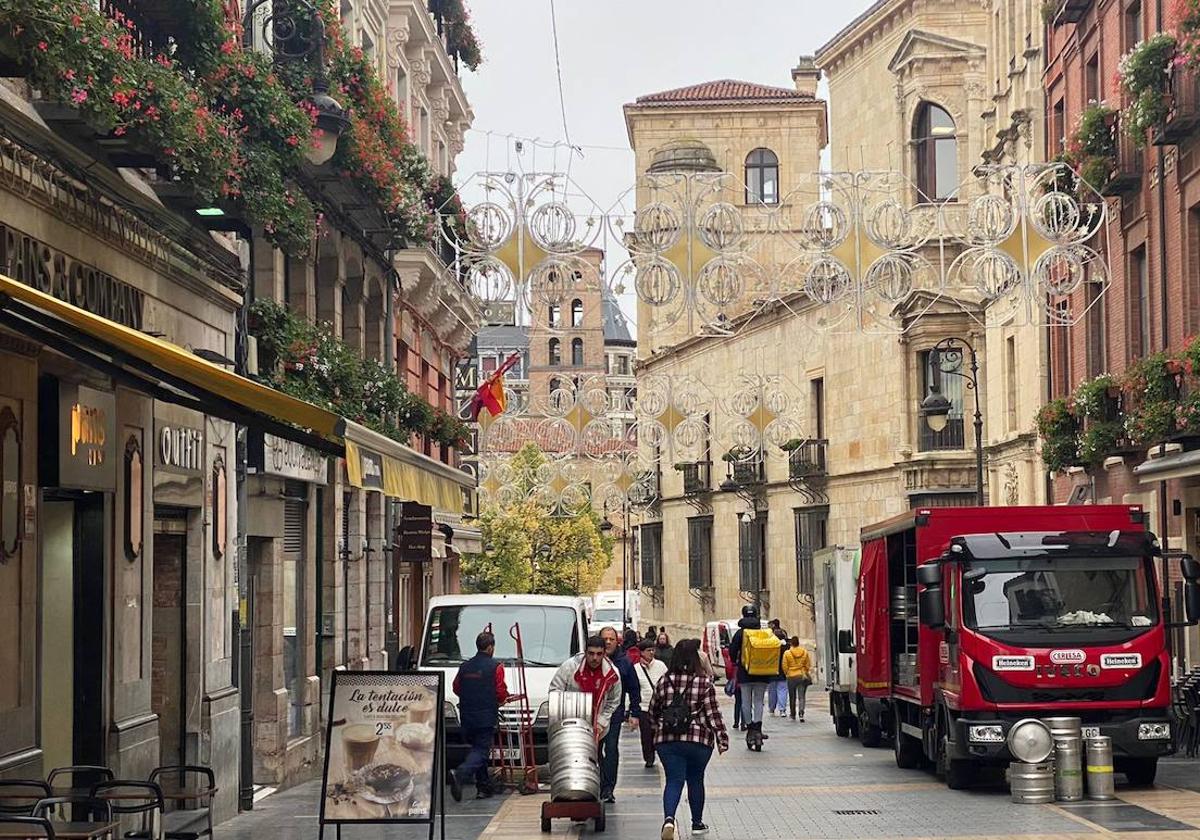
xmin=893 ymin=709 xmax=922 ymax=769
xmin=1122 ymin=758 xmax=1158 ymax=786
xmin=834 ymin=715 xmax=851 ymax=738
xmin=937 ymin=735 xmax=976 ymax=790
xmin=858 ymin=705 xmax=882 ymax=748
xmin=540 ymin=817 xmax=552 ymax=833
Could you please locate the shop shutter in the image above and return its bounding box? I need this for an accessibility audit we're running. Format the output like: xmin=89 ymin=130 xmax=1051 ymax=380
xmin=283 ymin=481 xmax=306 ymax=557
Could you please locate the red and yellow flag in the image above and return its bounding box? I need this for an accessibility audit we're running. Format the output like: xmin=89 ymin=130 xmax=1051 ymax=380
xmin=470 ymin=353 xmax=519 ymax=422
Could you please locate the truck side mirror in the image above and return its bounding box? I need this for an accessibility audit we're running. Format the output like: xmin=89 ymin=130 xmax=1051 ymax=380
xmin=837 ymin=629 xmax=855 ymax=654
xmin=916 ymin=563 xmax=942 ymax=587
xmin=919 ymin=585 xmax=945 ymax=629
xmin=1185 ymin=580 xmax=1200 ymax=626
xmin=1181 ymin=554 xmax=1200 ymax=581
xmin=396 ymin=645 xmax=415 ymax=672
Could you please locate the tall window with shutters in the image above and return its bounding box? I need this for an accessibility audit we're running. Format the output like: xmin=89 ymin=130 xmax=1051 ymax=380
xmin=793 ymin=508 xmax=827 ymax=602
xmin=687 ymin=516 xmax=714 ymax=589
xmin=640 ymin=523 xmax=663 ymax=587
xmin=738 ymin=514 xmax=768 ymax=593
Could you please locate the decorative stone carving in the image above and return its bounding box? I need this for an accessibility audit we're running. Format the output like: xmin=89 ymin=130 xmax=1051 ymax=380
xmin=409 ymin=53 xmax=432 ymax=87
xmin=1003 ymin=463 xmax=1019 ymax=505
xmin=387 ymin=19 xmax=411 ymax=70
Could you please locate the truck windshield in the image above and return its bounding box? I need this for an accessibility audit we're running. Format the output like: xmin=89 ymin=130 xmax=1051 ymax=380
xmin=962 ymin=556 xmax=1157 ymax=632
xmin=422 ymin=605 xmax=581 ymax=667
xmin=591 ymin=609 xmax=624 ymax=622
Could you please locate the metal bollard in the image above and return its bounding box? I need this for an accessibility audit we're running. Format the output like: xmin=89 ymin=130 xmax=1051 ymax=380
xmin=1085 ymin=735 xmax=1115 ymax=800
xmin=1054 ymin=737 xmax=1083 ymax=802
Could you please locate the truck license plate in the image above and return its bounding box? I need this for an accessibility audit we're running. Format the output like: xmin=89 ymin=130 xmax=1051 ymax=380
xmin=1081 ymin=726 xmax=1100 ymax=739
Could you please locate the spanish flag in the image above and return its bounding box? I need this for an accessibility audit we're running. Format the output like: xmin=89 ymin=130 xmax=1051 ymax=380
xmin=470 ymin=353 xmax=519 ymax=422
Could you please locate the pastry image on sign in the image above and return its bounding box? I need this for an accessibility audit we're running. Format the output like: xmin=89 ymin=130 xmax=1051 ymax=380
xmin=320 ymin=671 xmax=443 ymax=825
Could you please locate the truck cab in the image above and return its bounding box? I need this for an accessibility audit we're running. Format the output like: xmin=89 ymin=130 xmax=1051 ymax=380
xmin=852 ymin=505 xmax=1200 ymax=789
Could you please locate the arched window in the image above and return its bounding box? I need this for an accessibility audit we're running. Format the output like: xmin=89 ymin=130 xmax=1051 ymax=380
xmin=548 ymin=338 xmax=561 ymax=366
xmin=571 ymin=337 xmax=584 ymax=366
xmin=914 ymin=103 xmax=958 ymax=201
xmin=745 ymin=148 xmax=779 ymax=205
xmin=571 ymin=299 xmax=583 ymax=327
xmin=548 ymin=303 xmax=560 ymax=328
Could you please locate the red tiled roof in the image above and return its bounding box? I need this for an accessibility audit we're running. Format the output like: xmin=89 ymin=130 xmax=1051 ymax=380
xmin=633 ymin=79 xmax=812 ymax=108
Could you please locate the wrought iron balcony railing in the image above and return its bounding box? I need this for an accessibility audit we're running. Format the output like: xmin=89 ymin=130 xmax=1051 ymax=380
xmin=1155 ymin=66 xmax=1200 ymax=146
xmin=681 ymin=461 xmax=712 ymax=495
xmin=787 ymin=440 xmax=828 ymax=480
xmin=1103 ymin=118 xmax=1143 ymax=196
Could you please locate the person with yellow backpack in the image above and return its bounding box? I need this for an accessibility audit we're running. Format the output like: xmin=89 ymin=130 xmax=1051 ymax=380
xmin=726 ymin=605 xmax=781 ymax=750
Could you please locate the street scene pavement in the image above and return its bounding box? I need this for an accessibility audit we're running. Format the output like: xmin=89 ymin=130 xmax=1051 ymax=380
xmin=218 ymin=690 xmax=1200 ymax=840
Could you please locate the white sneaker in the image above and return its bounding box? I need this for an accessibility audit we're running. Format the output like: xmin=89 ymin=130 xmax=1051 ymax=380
xmin=661 ymin=817 xmax=676 ymax=840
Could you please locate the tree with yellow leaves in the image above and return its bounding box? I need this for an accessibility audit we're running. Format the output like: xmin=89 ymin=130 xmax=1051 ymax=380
xmin=463 ymin=444 xmax=614 ymax=596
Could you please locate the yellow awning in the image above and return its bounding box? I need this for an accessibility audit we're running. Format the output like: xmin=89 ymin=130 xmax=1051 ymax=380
xmin=342 ymin=420 xmax=472 ymax=512
xmin=0 ymin=273 xmax=343 ymax=450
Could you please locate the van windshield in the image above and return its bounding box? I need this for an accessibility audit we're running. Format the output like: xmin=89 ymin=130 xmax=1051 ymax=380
xmin=591 ymin=609 xmax=624 ymax=622
xmin=422 ymin=604 xmax=581 ymax=667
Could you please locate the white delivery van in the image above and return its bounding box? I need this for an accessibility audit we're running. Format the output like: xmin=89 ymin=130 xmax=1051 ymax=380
xmin=702 ymin=619 xmax=739 ymax=678
xmin=813 ymin=545 xmax=860 ymax=738
xmin=405 ymin=593 xmax=589 ymax=767
xmin=587 ymin=589 xmax=640 ymax=636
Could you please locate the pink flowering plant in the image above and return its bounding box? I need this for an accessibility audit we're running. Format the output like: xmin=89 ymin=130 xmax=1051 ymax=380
xmin=1118 ymin=33 xmax=1178 ymax=146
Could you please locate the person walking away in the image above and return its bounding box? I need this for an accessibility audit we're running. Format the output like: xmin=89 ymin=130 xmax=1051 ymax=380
xmin=783 ymin=636 xmax=813 ymax=722
xmin=767 ymin=628 xmax=788 ymax=718
xmin=648 ymin=638 xmax=729 ymax=839
xmin=449 ymin=632 xmax=509 ymax=802
xmin=728 ymin=605 xmax=778 ymax=746
xmin=623 ymin=628 xmax=643 ymax=665
xmin=721 ymin=644 xmax=743 ymax=730
xmin=635 ymin=640 xmax=668 ymax=767
xmin=548 ymin=635 xmax=623 ymax=737
xmin=598 ymin=625 xmax=642 ymax=803
xmin=655 ymin=631 xmax=675 ymax=669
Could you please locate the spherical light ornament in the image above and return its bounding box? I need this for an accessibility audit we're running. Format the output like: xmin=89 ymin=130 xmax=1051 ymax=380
xmin=728 ymin=421 xmax=761 ymax=456
xmin=1032 ymin=191 xmax=1082 ymax=242
xmin=634 ymin=379 xmax=669 ymax=419
xmin=580 ymin=383 xmax=611 ymax=416
xmin=467 ymin=258 xmax=513 ymax=303
xmin=1035 ymin=246 xmax=1088 ymax=296
xmin=467 ymin=202 xmax=511 ymax=250
xmin=633 ymin=202 xmax=682 ymax=252
xmin=581 ymin=420 xmax=621 ymax=458
xmin=866 ymin=199 xmax=912 ymax=249
xmin=529 ymin=202 xmax=577 ymax=252
xmin=804 ymin=257 xmax=852 ymax=304
xmin=560 ymin=483 xmax=591 ymax=512
xmin=538 ymin=417 xmax=576 ymax=452
xmin=697 ymin=259 xmax=743 ymax=309
xmin=698 ymin=202 xmax=744 ymax=251
xmin=967 ymin=193 xmax=1016 ymax=245
xmin=804 ymin=201 xmax=849 ymax=250
xmin=970 ymin=249 xmax=1022 ymax=300
xmin=866 ymin=253 xmax=916 ymax=302
xmin=545 ymin=384 xmax=575 ymax=417
xmin=635 ymin=258 xmax=682 ymax=307
xmin=764 ymin=417 xmax=804 ymax=450
xmin=672 ymin=417 xmax=709 ymax=460
xmin=528 ymin=258 xmax=575 ymax=307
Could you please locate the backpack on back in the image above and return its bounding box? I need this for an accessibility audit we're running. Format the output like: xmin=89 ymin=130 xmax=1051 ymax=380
xmin=660 ymin=676 xmax=695 ymax=736
xmin=741 ymin=629 xmax=781 ymax=677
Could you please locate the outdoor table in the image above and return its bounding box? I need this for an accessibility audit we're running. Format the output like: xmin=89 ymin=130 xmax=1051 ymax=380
xmin=0 ymin=820 xmax=118 ymax=839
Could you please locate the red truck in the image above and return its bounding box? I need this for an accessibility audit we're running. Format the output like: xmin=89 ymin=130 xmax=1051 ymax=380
xmin=849 ymin=505 xmax=1200 ymax=789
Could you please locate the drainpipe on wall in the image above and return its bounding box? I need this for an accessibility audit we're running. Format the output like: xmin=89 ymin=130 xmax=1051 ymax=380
xmin=1156 ymin=0 xmax=1174 ymax=662
xmin=236 ymin=240 xmax=254 ymax=812
xmin=383 ymin=272 xmax=397 ymax=668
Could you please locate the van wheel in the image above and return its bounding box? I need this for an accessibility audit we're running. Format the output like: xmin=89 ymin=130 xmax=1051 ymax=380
xmin=858 ymin=705 xmax=882 ymax=748
xmin=893 ymin=709 xmax=922 ymax=769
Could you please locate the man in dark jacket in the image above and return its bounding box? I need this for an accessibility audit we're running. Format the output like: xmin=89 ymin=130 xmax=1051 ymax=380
xmin=450 ymin=632 xmax=509 ymax=801
xmin=598 ymin=625 xmax=641 ymax=803
xmin=728 ymin=605 xmax=771 ymax=742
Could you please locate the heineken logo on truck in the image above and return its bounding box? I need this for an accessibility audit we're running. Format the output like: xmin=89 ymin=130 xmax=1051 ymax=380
xmin=1100 ymin=653 xmax=1142 ymax=670
xmin=992 ymin=655 xmax=1034 ymax=672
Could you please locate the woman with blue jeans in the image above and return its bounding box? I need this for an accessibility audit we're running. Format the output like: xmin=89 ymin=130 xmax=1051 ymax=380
xmin=647 ymin=638 xmax=730 ymax=839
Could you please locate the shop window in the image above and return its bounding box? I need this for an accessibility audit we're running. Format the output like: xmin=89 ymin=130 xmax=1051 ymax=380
xmin=914 ymin=103 xmax=958 ymax=201
xmin=745 ymin=148 xmax=779 ymax=205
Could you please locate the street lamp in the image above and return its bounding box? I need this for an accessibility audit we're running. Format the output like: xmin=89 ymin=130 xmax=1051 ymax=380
xmin=920 ymin=336 xmax=984 ymax=505
xmin=241 ymin=0 xmax=350 ymax=166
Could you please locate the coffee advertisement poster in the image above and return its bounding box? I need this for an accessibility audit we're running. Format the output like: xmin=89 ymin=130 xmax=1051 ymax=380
xmin=321 ymin=671 xmax=443 ymax=825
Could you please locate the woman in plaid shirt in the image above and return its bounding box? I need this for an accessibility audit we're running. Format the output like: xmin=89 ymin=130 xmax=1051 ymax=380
xmin=647 ymin=638 xmax=729 ymax=839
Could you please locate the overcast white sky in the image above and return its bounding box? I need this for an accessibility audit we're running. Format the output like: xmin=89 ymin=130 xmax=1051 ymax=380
xmin=453 ymin=0 xmax=876 ymax=323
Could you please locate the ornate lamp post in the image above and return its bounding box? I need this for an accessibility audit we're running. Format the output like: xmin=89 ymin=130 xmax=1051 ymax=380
xmin=919 ymin=336 xmax=984 ymax=505
xmin=241 ymin=0 xmax=349 ymax=165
